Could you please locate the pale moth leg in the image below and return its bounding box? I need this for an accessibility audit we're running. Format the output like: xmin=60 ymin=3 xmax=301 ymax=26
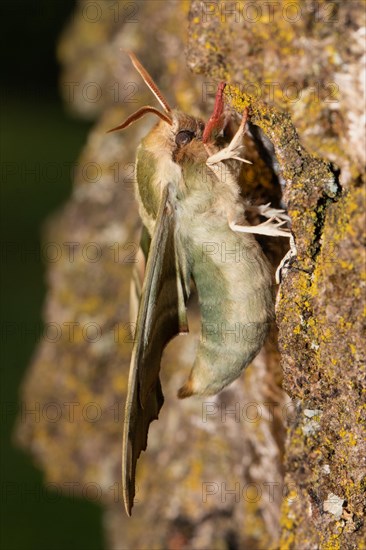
xmin=229 ymin=216 xmax=295 ymax=282
xmin=275 ymin=234 xmax=297 ymax=283
xmin=245 ymin=202 xmax=291 ymax=224
xmin=229 ymin=217 xmax=291 ymax=238
xmin=206 ymin=108 xmax=252 ymax=166
xmin=230 ymin=201 xmax=293 ymax=239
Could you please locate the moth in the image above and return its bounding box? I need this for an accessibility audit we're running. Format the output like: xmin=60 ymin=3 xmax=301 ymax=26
xmin=108 ymin=53 xmax=292 ymax=515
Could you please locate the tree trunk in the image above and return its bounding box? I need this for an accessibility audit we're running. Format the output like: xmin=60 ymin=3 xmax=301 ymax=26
xmin=16 ymin=1 xmax=365 ymax=548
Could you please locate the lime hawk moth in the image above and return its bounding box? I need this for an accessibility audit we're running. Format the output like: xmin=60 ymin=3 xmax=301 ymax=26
xmin=108 ymin=53 xmax=292 ymax=515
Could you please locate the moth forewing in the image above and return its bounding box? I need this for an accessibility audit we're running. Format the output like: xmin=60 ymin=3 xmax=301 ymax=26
xmin=122 ymin=185 xmax=190 ymax=515
xmin=129 ymin=227 xmax=150 ymax=325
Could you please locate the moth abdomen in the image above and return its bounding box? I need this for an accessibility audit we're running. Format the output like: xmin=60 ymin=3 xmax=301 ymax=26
xmin=178 ymin=229 xmax=274 ymax=398
xmin=177 ymin=312 xmax=271 ymax=398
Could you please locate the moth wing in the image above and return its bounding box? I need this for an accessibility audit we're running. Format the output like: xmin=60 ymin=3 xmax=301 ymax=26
xmin=122 ymin=186 xmax=189 ymax=515
xmin=129 ymin=225 xmax=150 ymax=325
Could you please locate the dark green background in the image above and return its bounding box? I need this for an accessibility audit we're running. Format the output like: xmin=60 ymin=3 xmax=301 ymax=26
xmin=1 ymin=1 xmax=103 ymax=548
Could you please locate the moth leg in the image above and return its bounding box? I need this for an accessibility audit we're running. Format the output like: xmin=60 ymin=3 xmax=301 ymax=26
xmin=275 ymin=234 xmax=298 ymax=283
xmin=246 ymin=202 xmax=291 ymax=224
xmin=206 ymin=108 xmax=252 ymax=166
xmin=229 ymin=216 xmax=291 ymax=238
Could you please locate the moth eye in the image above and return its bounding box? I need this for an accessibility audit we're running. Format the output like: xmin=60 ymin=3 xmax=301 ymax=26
xmin=175 ymin=130 xmax=195 ymax=147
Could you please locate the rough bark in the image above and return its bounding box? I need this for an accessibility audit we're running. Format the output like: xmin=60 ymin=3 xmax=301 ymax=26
xmin=16 ymin=1 xmax=365 ymax=549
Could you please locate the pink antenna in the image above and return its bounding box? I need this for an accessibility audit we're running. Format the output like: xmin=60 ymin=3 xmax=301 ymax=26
xmin=107 ymin=106 xmax=172 ymax=133
xmin=127 ymin=51 xmax=172 ymax=114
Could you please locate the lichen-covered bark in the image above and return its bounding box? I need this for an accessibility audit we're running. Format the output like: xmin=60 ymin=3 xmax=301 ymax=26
xmin=16 ymin=1 xmax=365 ymax=548
xmin=227 ymin=92 xmax=365 ymax=548
xmin=278 ymin=184 xmax=365 ymax=550
xmin=186 ymin=0 xmax=366 ymax=547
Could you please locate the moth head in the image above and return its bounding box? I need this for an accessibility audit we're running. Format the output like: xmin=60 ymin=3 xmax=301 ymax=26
xmin=107 ymin=52 xmax=230 ymax=163
xmin=169 ymin=111 xmax=206 ymax=165
xmin=169 ymin=80 xmax=229 ymax=165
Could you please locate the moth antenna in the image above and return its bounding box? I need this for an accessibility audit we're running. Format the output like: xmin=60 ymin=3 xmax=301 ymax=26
xmin=127 ymin=51 xmax=172 ymax=114
xmin=107 ymin=106 xmax=172 ymax=133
